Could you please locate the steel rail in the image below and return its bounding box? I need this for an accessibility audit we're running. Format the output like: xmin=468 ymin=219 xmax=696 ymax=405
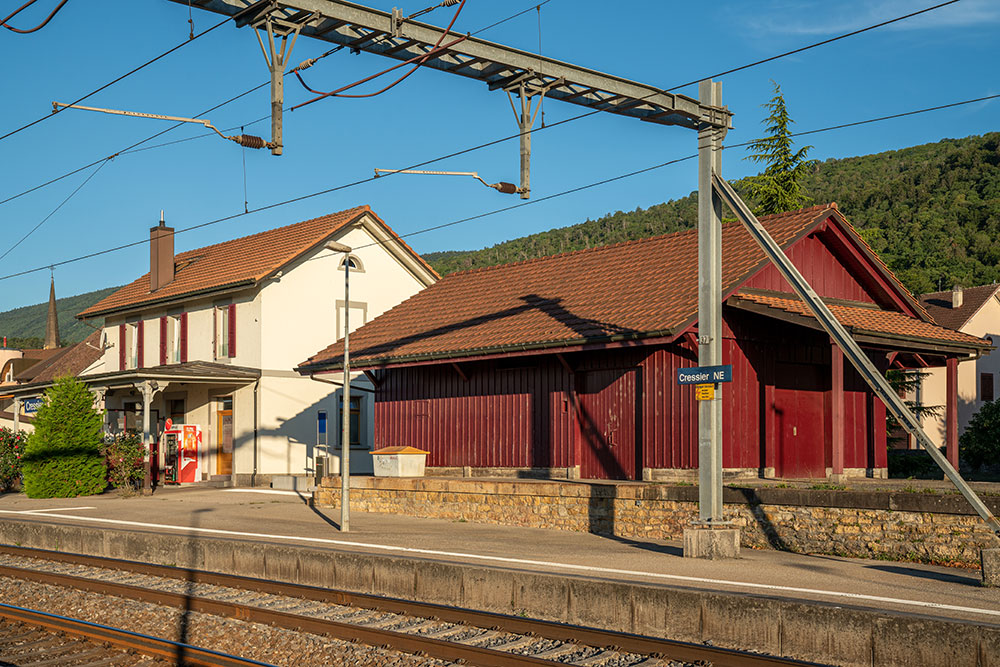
xmin=0 ymin=601 xmax=276 ymax=666
xmin=0 ymin=544 xmax=822 ymax=667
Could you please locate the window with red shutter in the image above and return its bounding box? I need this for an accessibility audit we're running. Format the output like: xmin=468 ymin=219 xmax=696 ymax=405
xmin=180 ymin=313 xmax=188 ymax=363
xmin=159 ymin=317 xmax=168 ymax=366
xmin=228 ymin=303 xmax=237 ymax=358
xmin=118 ymin=325 xmax=126 ymax=371
xmin=137 ymin=320 xmax=144 ymax=369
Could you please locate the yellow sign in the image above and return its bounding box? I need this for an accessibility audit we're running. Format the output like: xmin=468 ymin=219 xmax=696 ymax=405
xmin=695 ymin=383 xmax=715 ymax=401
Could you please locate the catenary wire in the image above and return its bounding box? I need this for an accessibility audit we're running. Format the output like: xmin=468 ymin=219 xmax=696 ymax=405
xmin=0 ymin=0 xmax=557 ymax=207
xmin=0 ymin=15 xmax=229 ymax=144
xmin=472 ymin=0 xmax=553 ymax=36
xmin=0 ymin=83 xmax=269 ymax=208
xmin=0 ymin=160 xmax=109 ymax=262
xmin=0 ymin=91 xmax=993 ymax=284
xmin=0 ymin=0 xmax=963 ymax=210
xmin=1 ymin=0 xmax=68 ymax=34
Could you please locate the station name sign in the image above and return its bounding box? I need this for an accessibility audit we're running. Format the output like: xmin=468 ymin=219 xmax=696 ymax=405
xmin=22 ymin=397 xmax=43 ymax=414
xmin=676 ymin=364 xmax=733 ymax=385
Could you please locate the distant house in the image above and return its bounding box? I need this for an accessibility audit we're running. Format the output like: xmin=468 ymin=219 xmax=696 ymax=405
xmin=0 ymin=330 xmax=104 ymax=432
xmin=299 ymin=203 xmax=989 ymax=481
xmin=8 ymin=207 xmax=437 ymax=486
xmin=916 ymin=284 xmax=1000 ymax=449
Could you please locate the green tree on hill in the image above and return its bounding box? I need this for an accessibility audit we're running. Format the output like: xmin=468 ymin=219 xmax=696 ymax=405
xmin=745 ymin=81 xmax=816 ymax=216
xmin=22 ymin=376 xmax=106 ymax=498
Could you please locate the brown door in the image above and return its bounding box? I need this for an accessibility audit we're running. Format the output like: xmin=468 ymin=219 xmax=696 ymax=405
xmin=216 ymin=401 xmax=233 ymax=475
xmin=774 ymin=363 xmax=826 ymax=478
xmin=577 ymin=369 xmax=640 ymax=480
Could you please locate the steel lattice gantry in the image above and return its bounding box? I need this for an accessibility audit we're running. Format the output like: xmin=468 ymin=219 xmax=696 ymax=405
xmin=169 ymin=0 xmax=731 ymax=193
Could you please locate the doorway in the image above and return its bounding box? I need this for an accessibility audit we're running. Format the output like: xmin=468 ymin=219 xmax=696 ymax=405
xmin=577 ymin=369 xmax=640 ymax=480
xmin=773 ymin=363 xmax=826 ymax=478
xmin=216 ymin=397 xmax=233 ymax=475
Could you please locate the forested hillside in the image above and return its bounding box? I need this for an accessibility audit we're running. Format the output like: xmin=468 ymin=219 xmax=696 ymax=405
xmin=0 ymin=286 xmax=119 ymax=345
xmin=428 ymin=133 xmax=1000 ymax=295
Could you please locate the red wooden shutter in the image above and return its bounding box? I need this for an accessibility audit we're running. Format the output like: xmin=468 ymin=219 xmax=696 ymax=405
xmin=136 ymin=320 xmax=145 ymax=369
xmin=228 ymin=303 xmax=237 ymax=358
xmin=159 ymin=317 xmax=168 ymax=366
xmin=180 ymin=313 xmax=188 ymax=363
xmin=118 ymin=325 xmax=126 ymax=371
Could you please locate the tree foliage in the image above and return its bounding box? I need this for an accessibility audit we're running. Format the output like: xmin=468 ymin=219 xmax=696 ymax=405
xmin=0 ymin=285 xmax=118 ymax=345
xmin=744 ymin=81 xmax=816 ymax=216
xmin=427 ymin=131 xmax=1000 ymax=298
xmin=22 ymin=376 xmax=106 ymax=498
xmin=959 ymin=399 xmax=1000 ymax=472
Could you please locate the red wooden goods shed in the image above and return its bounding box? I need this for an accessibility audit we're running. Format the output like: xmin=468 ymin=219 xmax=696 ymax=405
xmin=298 ymin=204 xmax=989 ymax=481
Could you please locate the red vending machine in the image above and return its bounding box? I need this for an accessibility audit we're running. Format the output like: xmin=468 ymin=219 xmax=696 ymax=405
xmin=162 ymin=422 xmax=202 ymax=484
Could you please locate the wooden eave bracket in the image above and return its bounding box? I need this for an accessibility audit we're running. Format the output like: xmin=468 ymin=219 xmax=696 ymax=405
xmin=362 ymin=370 xmax=382 ymax=387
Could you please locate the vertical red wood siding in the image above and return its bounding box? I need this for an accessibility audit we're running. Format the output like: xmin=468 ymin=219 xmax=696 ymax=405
xmin=118 ymin=325 xmax=126 ymax=371
xmin=159 ymin=317 xmax=168 ymax=366
xmin=179 ymin=313 xmax=188 ymax=363
xmin=744 ymin=232 xmax=876 ymax=304
xmin=228 ymin=303 xmax=237 ymax=358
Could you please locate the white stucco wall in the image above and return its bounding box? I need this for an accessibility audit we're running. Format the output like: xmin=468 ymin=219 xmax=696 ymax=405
xmin=916 ymin=293 xmax=1000 ymax=447
xmin=92 ymin=213 xmax=434 ymax=479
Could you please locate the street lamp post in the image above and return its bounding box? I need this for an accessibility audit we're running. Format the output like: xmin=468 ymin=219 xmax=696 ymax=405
xmin=326 ymin=241 xmax=352 ymax=532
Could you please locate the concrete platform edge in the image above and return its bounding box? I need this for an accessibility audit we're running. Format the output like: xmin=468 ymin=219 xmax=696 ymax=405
xmin=0 ymin=518 xmax=996 ymax=667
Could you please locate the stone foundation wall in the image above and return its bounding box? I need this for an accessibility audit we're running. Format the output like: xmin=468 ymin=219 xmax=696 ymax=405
xmin=315 ymin=477 xmax=1000 ymax=565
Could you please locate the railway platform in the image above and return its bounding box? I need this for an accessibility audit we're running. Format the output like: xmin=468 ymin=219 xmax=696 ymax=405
xmin=0 ymin=485 xmax=998 ymax=666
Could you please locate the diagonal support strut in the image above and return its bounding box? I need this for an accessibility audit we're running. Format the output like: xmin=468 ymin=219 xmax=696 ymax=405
xmin=713 ymin=172 xmax=1000 ymax=539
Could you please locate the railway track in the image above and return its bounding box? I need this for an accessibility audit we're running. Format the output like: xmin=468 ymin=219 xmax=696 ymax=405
xmin=0 ymin=544 xmax=827 ymax=667
xmin=0 ymin=607 xmax=275 ymax=666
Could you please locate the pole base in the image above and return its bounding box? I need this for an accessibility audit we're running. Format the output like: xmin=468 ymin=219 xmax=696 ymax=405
xmin=982 ymin=548 xmax=1000 ymax=587
xmin=683 ymin=527 xmax=740 ymax=559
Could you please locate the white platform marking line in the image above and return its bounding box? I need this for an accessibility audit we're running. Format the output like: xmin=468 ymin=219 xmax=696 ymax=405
xmin=222 ymin=489 xmax=303 ymax=496
xmin=15 ymin=507 xmax=96 ymax=514
xmin=0 ymin=510 xmax=994 ymax=618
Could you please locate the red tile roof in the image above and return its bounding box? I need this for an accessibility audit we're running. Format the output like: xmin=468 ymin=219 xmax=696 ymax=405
xmin=79 ymin=206 xmax=437 ymax=318
xmin=920 ymin=284 xmax=1000 ymax=331
xmin=731 ymin=291 xmax=988 ymax=348
xmin=302 ymin=203 xmax=960 ymax=371
xmin=28 ymin=330 xmax=104 ymax=384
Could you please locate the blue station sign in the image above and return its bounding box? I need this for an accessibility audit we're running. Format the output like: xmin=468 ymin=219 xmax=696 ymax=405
xmin=676 ymin=365 xmax=733 ymax=385
xmin=22 ymin=397 xmax=43 ymax=414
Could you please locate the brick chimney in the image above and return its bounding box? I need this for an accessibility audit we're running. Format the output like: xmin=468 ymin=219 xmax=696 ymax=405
xmin=149 ymin=210 xmax=175 ymax=292
xmin=952 ymin=285 xmax=964 ymax=309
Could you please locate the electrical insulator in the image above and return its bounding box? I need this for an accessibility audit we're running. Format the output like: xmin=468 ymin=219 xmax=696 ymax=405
xmin=494 ymin=182 xmax=519 ymax=195
xmin=292 ymin=57 xmax=317 ymax=73
xmin=229 ymin=134 xmax=269 ymax=149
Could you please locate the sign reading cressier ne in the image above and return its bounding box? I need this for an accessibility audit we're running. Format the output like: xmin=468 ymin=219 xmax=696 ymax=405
xmin=676 ymin=364 xmax=733 ymax=385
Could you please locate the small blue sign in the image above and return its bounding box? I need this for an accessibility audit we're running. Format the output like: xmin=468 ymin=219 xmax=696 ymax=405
xmin=317 ymin=410 xmax=327 ymax=435
xmin=22 ymin=397 xmax=43 ymax=414
xmin=676 ymin=365 xmax=733 ymax=385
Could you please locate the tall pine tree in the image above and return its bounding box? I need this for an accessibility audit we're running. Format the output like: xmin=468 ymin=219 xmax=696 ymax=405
xmin=745 ymin=81 xmax=815 ymax=215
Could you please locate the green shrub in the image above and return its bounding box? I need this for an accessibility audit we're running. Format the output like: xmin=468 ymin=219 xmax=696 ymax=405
xmin=960 ymin=400 xmax=1000 ymax=472
xmin=0 ymin=426 xmax=26 ymax=492
xmin=102 ymin=431 xmax=144 ymax=495
xmin=22 ymin=376 xmax=106 ymax=498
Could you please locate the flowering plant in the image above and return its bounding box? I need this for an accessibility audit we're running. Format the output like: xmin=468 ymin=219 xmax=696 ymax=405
xmin=101 ymin=431 xmax=145 ymax=495
xmin=0 ymin=426 xmax=26 ymax=492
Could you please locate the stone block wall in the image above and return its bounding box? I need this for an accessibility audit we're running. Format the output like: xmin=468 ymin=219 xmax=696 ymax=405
xmin=315 ymin=477 xmax=1000 ymax=565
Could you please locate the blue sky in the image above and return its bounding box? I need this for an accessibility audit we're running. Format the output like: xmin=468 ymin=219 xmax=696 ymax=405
xmin=0 ymin=0 xmax=996 ymax=313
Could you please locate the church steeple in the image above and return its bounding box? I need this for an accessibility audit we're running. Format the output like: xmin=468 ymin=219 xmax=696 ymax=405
xmin=44 ymin=276 xmax=60 ymax=350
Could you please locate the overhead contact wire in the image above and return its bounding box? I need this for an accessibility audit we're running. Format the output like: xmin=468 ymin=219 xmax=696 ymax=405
xmin=0 ymin=92 xmax=992 ymax=284
xmin=0 ymin=15 xmax=230 ymax=143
